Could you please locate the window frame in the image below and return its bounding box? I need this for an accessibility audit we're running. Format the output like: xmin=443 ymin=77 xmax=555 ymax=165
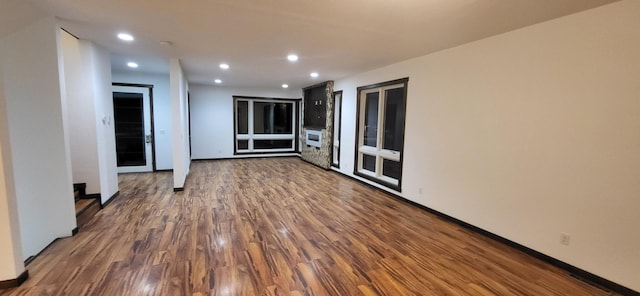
xmin=233 ymin=96 xmax=300 ymax=155
xmin=353 ymin=78 xmax=409 ymax=191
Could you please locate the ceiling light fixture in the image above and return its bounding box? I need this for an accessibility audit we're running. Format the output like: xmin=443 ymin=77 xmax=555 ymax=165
xmin=310 ymin=72 xmax=319 ymax=78
xmin=214 ymin=79 xmax=222 ymax=84
xmin=219 ymin=63 xmax=229 ymax=70
xmin=117 ymin=33 xmax=134 ymax=41
xmin=127 ymin=62 xmax=138 ymax=68
xmin=287 ymin=54 xmax=298 ymax=62
xmin=282 ymin=84 xmax=289 ymax=88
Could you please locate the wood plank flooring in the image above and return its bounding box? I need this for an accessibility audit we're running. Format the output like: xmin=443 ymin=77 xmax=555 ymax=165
xmin=74 ymin=199 xmax=94 ymax=216
xmin=0 ymin=158 xmax=619 ymax=295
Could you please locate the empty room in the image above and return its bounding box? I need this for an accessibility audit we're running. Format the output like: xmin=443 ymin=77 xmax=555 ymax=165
xmin=0 ymin=0 xmax=638 ymax=295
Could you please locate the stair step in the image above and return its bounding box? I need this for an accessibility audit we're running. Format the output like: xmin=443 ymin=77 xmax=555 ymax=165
xmin=73 ymin=183 xmax=86 ymax=197
xmin=75 ymin=198 xmax=100 ymax=228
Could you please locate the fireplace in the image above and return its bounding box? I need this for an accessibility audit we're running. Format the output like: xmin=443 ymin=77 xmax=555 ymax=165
xmin=305 ymin=129 xmax=322 ymax=148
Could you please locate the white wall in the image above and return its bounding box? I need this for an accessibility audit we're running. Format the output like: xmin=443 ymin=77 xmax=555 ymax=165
xmin=189 ymin=84 xmax=302 ymax=159
xmin=0 ymin=72 xmax=25 ymax=281
xmin=61 ymin=31 xmax=118 ymax=204
xmin=112 ymin=71 xmax=173 ymax=170
xmin=170 ymin=59 xmax=190 ymax=188
xmin=0 ymin=17 xmax=76 ymax=260
xmin=334 ymin=0 xmax=640 ymax=291
xmin=60 ymin=30 xmax=101 ymax=195
xmin=88 ymin=42 xmax=118 ymax=204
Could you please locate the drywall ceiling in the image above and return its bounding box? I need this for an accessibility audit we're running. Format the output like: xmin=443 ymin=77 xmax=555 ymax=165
xmin=2 ymin=0 xmax=620 ymax=89
xmin=0 ymin=1 xmax=48 ymax=39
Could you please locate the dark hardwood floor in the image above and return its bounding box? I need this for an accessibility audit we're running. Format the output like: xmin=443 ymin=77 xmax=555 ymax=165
xmin=0 ymin=158 xmax=618 ymax=295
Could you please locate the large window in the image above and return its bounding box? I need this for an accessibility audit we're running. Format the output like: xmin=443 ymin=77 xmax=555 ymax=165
xmin=234 ymin=96 xmax=299 ymax=154
xmin=354 ymin=78 xmax=408 ymax=191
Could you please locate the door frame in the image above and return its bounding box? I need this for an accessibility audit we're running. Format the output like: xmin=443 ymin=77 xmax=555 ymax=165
xmin=353 ymin=78 xmax=408 ymax=191
xmin=112 ymin=82 xmax=156 ymax=172
xmin=331 ymin=90 xmax=342 ymax=168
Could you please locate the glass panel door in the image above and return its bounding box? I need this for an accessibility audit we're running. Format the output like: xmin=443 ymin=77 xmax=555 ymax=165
xmin=113 ymin=85 xmax=153 ymax=173
xmin=355 ymin=78 xmax=408 ymax=191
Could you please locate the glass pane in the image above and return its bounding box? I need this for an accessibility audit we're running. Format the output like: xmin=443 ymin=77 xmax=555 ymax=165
xmin=382 ymin=159 xmax=401 ymax=180
xmin=113 ymin=92 xmax=145 ymax=166
xmin=237 ymin=140 xmax=249 ymax=150
xmin=273 ymin=103 xmax=293 ymax=134
xmin=254 ymin=102 xmax=293 ymax=134
xmin=383 ymin=87 xmax=406 ymax=151
xmin=362 ymin=154 xmax=376 ymax=172
xmin=364 ymin=92 xmax=379 ymax=147
xmin=237 ymin=101 xmax=248 ymax=134
xmin=254 ymin=139 xmax=293 ymax=149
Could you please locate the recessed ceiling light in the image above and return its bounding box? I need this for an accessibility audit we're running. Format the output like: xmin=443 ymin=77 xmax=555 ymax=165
xmin=117 ymin=33 xmax=134 ymax=41
xmin=219 ymin=63 xmax=229 ymax=70
xmin=287 ymin=54 xmax=298 ymax=62
xmin=310 ymin=72 xmax=319 ymax=78
xmin=214 ymin=79 xmax=222 ymax=84
xmin=282 ymin=84 xmax=289 ymax=88
xmin=127 ymin=62 xmax=138 ymax=68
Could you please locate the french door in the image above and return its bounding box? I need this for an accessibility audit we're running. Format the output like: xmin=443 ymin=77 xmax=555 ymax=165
xmin=355 ymin=78 xmax=408 ymax=190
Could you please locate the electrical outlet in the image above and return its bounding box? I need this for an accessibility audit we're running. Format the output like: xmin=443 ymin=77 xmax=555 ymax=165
xmin=560 ymin=233 xmax=571 ymax=246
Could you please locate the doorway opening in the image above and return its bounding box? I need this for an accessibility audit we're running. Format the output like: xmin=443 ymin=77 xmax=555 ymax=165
xmin=112 ymin=84 xmax=155 ymax=173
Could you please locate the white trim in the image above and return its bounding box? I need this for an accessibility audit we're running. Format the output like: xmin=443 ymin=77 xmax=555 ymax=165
xmin=356 ymin=82 xmax=406 ymax=185
xmin=234 ymin=97 xmax=297 ymax=153
xmin=113 ymin=85 xmax=153 ymax=173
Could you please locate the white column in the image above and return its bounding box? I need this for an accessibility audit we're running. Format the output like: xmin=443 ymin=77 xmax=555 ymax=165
xmin=0 ymin=71 xmax=25 ymax=281
xmin=170 ymin=58 xmax=190 ymax=189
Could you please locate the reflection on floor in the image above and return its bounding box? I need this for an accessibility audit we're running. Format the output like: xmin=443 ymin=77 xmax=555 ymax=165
xmin=1 ymin=158 xmax=620 ymax=295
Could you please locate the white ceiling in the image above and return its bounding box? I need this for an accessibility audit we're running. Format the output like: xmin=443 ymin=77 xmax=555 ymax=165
xmin=2 ymin=0 xmax=619 ymax=89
